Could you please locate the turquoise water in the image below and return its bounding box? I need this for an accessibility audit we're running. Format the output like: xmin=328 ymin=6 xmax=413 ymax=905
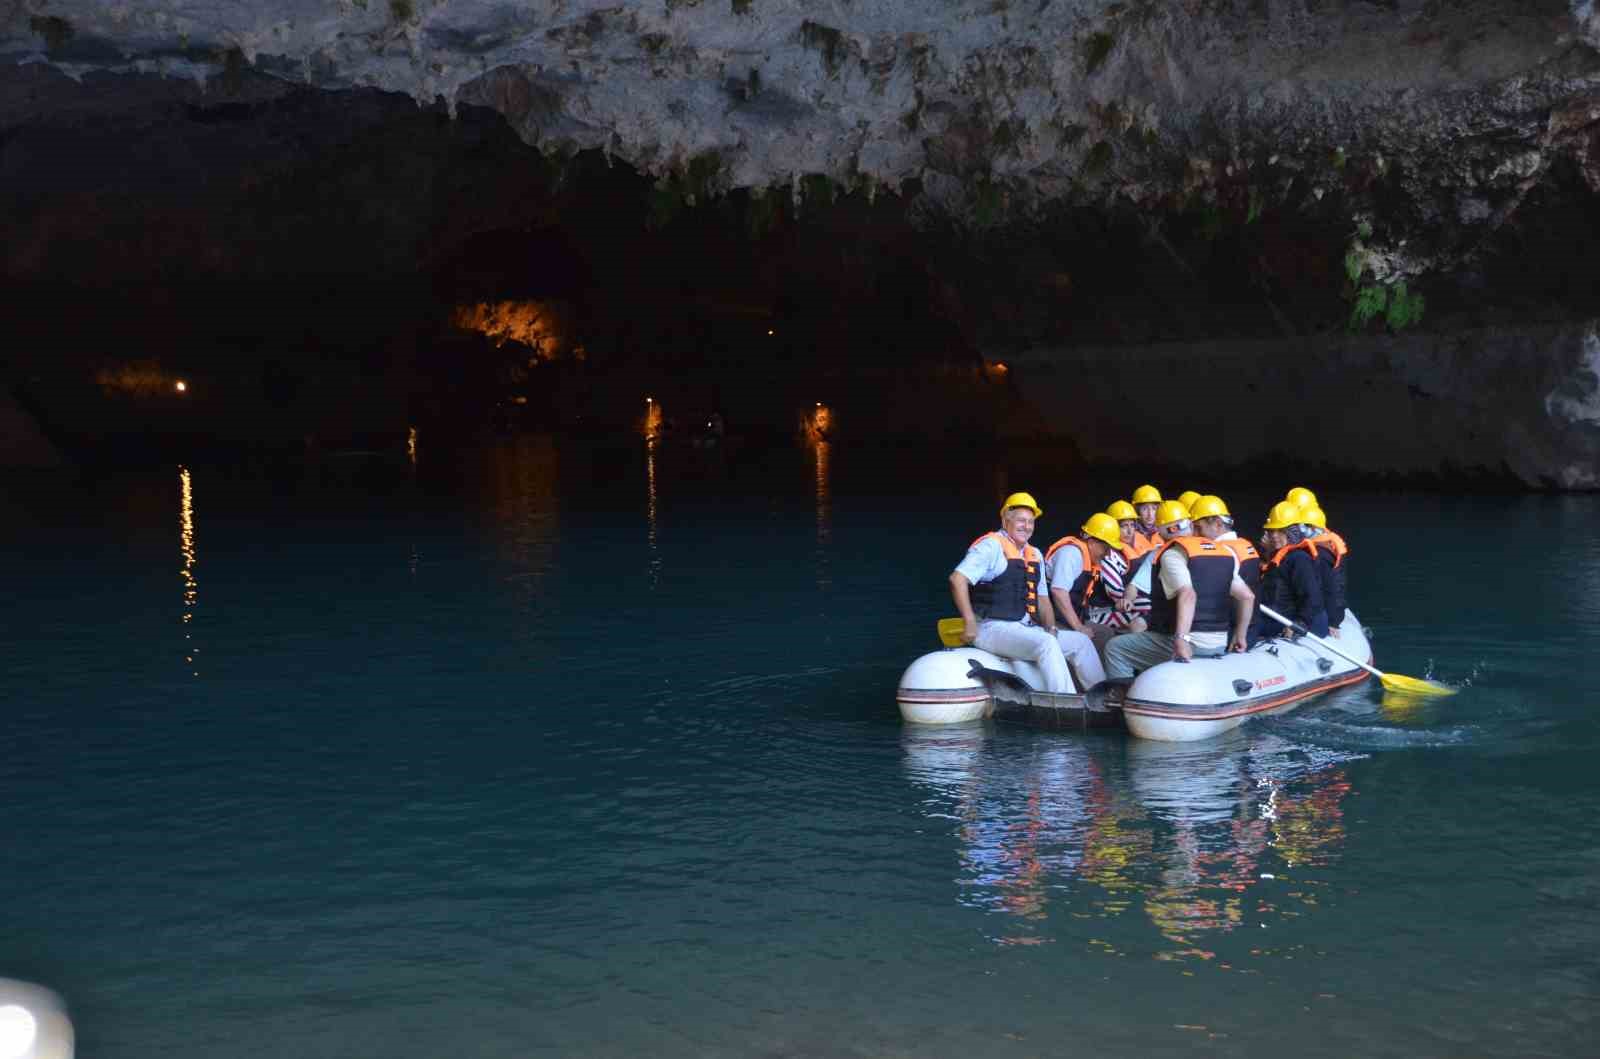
xmin=3 ymin=438 xmax=1597 ymax=1057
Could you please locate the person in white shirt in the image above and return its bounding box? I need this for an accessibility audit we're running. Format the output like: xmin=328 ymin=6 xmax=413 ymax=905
xmin=1105 ymin=500 xmax=1253 ymax=679
xmin=949 ymin=492 xmax=1074 ymax=693
xmin=1040 ymin=513 xmax=1120 ymax=690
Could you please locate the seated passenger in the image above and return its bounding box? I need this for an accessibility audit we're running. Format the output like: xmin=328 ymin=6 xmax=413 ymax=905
xmin=1041 ymin=515 xmax=1121 ymax=689
xmin=1106 ymin=499 xmax=1153 ymax=560
xmin=949 ymin=492 xmax=1074 ymax=693
xmin=1300 ymin=505 xmax=1348 ymax=632
xmin=1190 ymin=494 xmax=1261 ymax=597
xmin=1249 ymin=500 xmax=1329 ymax=644
xmin=1105 ymin=499 xmax=1154 ymax=628
xmin=1105 ymin=500 xmax=1253 ymax=679
xmin=1285 ymin=485 xmax=1319 ymax=512
xmin=1129 ymin=484 xmax=1163 ymax=552
xmin=1088 ymin=506 xmax=1142 ymax=630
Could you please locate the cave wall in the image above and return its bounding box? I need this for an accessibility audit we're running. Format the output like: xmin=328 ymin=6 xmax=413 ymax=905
xmin=1010 ymin=319 xmax=1600 ymax=487
xmin=5 ymin=6 xmax=1600 ymax=483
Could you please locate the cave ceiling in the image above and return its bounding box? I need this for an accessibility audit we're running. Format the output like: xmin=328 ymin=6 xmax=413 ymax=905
xmin=4 ymin=0 xmax=1600 ymax=300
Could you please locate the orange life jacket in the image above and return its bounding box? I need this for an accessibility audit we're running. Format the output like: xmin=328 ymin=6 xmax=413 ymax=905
xmin=1147 ymin=536 xmax=1236 ymax=634
xmin=1264 ymin=538 xmax=1320 ymax=569
xmin=1045 ymin=535 xmax=1098 ymax=612
xmin=1217 ymin=537 xmax=1261 ymax=593
xmin=1309 ymin=529 xmax=1348 ymax=568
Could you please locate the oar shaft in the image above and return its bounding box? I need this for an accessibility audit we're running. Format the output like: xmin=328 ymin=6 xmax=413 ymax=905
xmin=1257 ymin=604 xmax=1385 ymax=680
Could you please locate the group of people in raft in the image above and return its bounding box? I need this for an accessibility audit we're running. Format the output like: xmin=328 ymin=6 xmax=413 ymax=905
xmin=948 ymin=485 xmax=1349 ymax=694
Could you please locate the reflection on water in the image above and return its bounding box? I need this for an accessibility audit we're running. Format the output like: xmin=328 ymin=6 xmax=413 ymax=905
xmin=484 ymin=436 xmax=559 ymax=596
xmin=646 ymin=438 xmax=661 ymax=589
xmin=902 ymin=728 xmax=1365 ymax=960
xmin=813 ymin=438 xmax=830 ymax=593
xmin=178 ymin=465 xmax=198 ymax=677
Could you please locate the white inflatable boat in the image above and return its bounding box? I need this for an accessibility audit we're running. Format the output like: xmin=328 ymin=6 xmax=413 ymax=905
xmin=896 ymin=611 xmax=1372 ymax=741
xmin=1122 ymin=611 xmax=1371 ymax=741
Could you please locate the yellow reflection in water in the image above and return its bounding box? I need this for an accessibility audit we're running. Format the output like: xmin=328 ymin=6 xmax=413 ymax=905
xmin=646 ymin=438 xmax=661 ymax=588
xmin=814 ymin=438 xmax=831 ymax=591
xmin=1269 ymin=770 xmax=1353 ymax=869
xmin=407 ymin=426 xmax=417 ymax=468
xmin=1079 ymin=793 xmax=1152 ymax=917
xmin=1379 ymin=688 xmax=1436 ymax=724
xmin=178 ymin=466 xmax=198 ymax=677
xmin=485 ymin=436 xmax=560 ymax=611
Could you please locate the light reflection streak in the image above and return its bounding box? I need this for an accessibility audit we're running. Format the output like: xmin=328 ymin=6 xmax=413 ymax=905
xmin=407 ymin=426 xmax=417 ymax=469
xmin=901 ymin=729 xmax=1364 ymax=961
xmin=178 ymin=466 xmax=198 ymax=677
xmin=813 ymin=438 xmax=830 ymax=592
xmin=646 ymin=438 xmax=661 ymax=589
xmin=487 ymin=436 xmax=559 ymax=600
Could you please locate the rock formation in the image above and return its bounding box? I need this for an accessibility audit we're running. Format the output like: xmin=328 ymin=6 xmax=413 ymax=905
xmin=8 ymin=1 xmax=1599 ymax=275
xmin=4 ymin=1 xmax=1600 ymax=484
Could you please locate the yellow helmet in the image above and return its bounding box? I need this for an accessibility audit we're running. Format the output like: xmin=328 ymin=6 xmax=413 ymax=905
xmin=1263 ymin=500 xmax=1304 ymax=530
xmin=1188 ymin=494 xmax=1231 ymax=520
xmin=1177 ymin=490 xmax=1202 ymax=511
xmin=999 ymin=491 xmax=1042 ymax=520
xmin=1155 ymin=499 xmax=1191 ymax=529
xmin=1106 ymin=499 xmax=1138 ymax=522
xmin=1081 ymin=512 xmax=1123 ymax=550
xmin=1301 ymin=506 xmax=1327 ymax=529
xmin=1285 ymin=486 xmax=1319 ymax=509
xmin=1130 ymin=484 xmax=1162 ymax=505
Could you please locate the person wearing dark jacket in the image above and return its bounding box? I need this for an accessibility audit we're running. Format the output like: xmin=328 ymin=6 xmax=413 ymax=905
xmin=1249 ymin=501 xmax=1329 ymax=645
xmin=1300 ymin=505 xmax=1348 ymax=633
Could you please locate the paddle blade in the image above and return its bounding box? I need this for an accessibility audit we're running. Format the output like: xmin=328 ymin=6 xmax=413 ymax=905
xmin=937 ymin=617 xmax=966 ymax=647
xmin=1379 ymin=672 xmax=1456 ymax=697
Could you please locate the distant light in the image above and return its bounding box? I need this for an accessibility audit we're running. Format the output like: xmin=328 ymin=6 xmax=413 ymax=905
xmin=646 ymin=396 xmax=654 ymax=403
xmin=174 ymin=380 xmax=188 ymax=393
xmin=0 ymin=1005 xmax=37 ymax=1058
xmin=767 ymin=329 xmax=775 ymax=336
xmin=816 ymin=402 xmax=822 ymax=407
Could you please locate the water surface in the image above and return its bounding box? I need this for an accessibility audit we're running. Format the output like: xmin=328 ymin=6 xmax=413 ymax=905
xmin=3 ymin=438 xmax=1596 ymax=1057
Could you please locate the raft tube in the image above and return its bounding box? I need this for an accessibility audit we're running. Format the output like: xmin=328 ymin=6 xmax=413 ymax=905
xmin=895 ymin=648 xmax=1050 ymax=724
xmin=1122 ymin=610 xmax=1372 ymax=742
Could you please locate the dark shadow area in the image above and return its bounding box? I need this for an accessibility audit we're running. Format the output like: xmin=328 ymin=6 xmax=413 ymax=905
xmin=4 ymin=67 xmax=1599 ymax=486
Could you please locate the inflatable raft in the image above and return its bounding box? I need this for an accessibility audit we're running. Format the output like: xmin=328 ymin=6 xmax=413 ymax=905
xmin=896 ymin=611 xmax=1372 ymax=741
xmin=1121 ymin=611 xmax=1371 ymax=741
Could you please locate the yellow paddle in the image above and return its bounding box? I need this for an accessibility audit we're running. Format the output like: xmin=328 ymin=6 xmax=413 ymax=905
xmin=1257 ymin=604 xmax=1456 ymax=697
xmin=936 ymin=617 xmax=967 ymax=647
